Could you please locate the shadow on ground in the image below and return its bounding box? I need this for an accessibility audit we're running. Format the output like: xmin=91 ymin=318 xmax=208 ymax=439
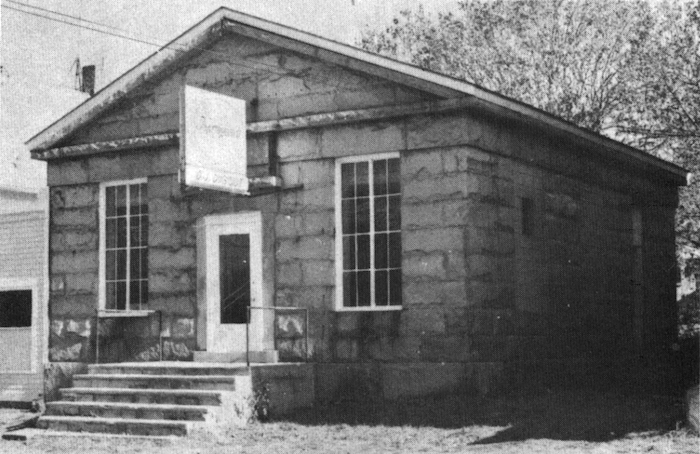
xmin=280 ymin=389 xmax=685 ymax=443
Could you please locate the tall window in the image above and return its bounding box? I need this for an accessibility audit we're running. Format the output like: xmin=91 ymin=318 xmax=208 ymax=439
xmin=336 ymin=154 xmax=402 ymax=310
xmin=102 ymin=180 xmax=148 ymax=310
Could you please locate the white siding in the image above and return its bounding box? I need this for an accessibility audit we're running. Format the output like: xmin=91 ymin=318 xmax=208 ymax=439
xmin=0 ymin=193 xmax=47 ymax=403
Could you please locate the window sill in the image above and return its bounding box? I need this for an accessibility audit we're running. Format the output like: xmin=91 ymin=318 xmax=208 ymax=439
xmin=335 ymin=306 xmax=402 ymax=312
xmin=97 ymin=309 xmax=156 ymax=318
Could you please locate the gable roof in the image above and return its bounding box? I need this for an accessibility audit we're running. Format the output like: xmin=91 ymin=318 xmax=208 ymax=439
xmin=26 ymin=7 xmax=687 ymax=183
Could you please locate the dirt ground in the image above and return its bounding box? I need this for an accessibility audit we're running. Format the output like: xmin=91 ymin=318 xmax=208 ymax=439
xmin=0 ymin=391 xmax=697 ymax=454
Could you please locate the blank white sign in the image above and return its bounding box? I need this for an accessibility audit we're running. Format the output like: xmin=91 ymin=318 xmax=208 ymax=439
xmin=179 ymin=85 xmax=248 ymax=194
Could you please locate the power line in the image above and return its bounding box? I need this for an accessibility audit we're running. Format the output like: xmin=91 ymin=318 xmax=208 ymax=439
xmin=1 ymin=2 xmax=291 ymax=76
xmin=6 ymin=0 xmax=134 ymax=34
xmin=2 ymin=4 xmax=165 ymax=49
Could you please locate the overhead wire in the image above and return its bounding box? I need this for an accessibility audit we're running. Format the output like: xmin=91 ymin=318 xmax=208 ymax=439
xmin=6 ymin=0 xmax=137 ymax=33
xmin=1 ymin=1 xmax=293 ymax=77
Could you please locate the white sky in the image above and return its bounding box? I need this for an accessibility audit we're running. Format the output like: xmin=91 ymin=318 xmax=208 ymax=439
xmin=0 ymin=0 xmax=459 ymax=189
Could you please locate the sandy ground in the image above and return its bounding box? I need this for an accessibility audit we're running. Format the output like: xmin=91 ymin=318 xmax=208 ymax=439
xmin=0 ymin=391 xmax=697 ymax=454
xmin=0 ymin=422 xmax=697 ymax=454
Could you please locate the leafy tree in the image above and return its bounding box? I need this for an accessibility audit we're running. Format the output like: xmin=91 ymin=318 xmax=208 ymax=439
xmin=361 ymin=0 xmax=700 ymax=277
xmin=616 ymin=1 xmax=700 ymax=276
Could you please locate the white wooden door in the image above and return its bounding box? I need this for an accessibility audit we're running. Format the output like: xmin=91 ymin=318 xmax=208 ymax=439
xmin=197 ymin=212 xmax=263 ymax=353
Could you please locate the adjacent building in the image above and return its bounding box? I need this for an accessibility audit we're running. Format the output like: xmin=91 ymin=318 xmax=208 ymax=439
xmin=0 ymin=186 xmax=48 ymax=405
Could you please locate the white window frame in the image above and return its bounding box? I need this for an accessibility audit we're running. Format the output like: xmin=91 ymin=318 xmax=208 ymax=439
xmin=335 ymin=152 xmax=402 ymax=312
xmin=98 ymin=178 xmax=148 ymax=311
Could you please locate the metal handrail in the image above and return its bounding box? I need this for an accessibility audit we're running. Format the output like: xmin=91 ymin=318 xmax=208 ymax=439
xmin=246 ymin=306 xmax=309 ymax=367
xmin=220 ymin=285 xmax=250 ymax=317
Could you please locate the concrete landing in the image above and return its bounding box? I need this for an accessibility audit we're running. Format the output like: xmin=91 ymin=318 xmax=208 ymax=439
xmin=193 ymin=350 xmax=279 ymax=363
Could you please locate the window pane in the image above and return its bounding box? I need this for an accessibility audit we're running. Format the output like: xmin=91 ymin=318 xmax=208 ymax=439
xmin=116 ymin=185 xmax=127 ymax=216
xmin=106 ymin=282 xmax=116 ymax=310
xmin=343 ymin=236 xmax=356 ymax=270
xmin=388 ymin=158 xmax=400 ymax=194
xmin=375 ymin=233 xmax=388 ymax=269
xmin=357 ymin=234 xmax=370 ymax=270
xmin=374 ymin=196 xmax=387 ymax=232
xmin=341 ymin=163 xmax=355 ymax=199
xmin=116 ymin=250 xmax=127 ymax=280
xmin=374 ymin=159 xmax=387 ymax=196
xmin=389 ymin=195 xmax=401 ymax=231
xmin=342 ymin=200 xmax=356 ymax=234
xmin=343 ymin=272 xmax=357 ymax=307
xmin=140 ymin=281 xmax=148 ymax=307
xmin=389 ymin=232 xmax=401 ymax=268
xmin=117 ymin=217 xmax=127 ymax=248
xmin=357 ymin=271 xmax=370 ymax=306
xmin=106 ymin=187 xmax=116 ymax=217
xmin=356 ymin=162 xmax=369 ymax=197
xmin=130 ymin=281 xmax=141 ymax=310
xmin=375 ymin=270 xmax=388 ymax=306
xmin=106 ymin=218 xmax=117 ymax=249
xmin=219 ymin=234 xmax=251 ymax=324
xmin=130 ymin=248 xmax=141 ymax=280
xmin=139 ymin=184 xmax=148 ymax=214
xmin=356 ymin=198 xmax=370 ymax=233
xmin=140 ymin=216 xmax=148 ymax=247
xmin=389 ymin=269 xmax=402 ymax=305
xmin=130 ymin=184 xmax=147 ymax=215
xmin=130 ymin=184 xmax=141 ymax=214
xmin=106 ymin=250 xmax=116 ymax=280
xmin=140 ymin=249 xmax=148 ymax=279
xmin=116 ymin=281 xmax=127 ymax=310
xmin=130 ymin=216 xmax=140 ymax=246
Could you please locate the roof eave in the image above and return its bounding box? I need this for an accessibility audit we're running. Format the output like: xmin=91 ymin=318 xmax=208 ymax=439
xmin=26 ymin=7 xmax=688 ymax=184
xmin=25 ymin=8 xmax=230 ymax=152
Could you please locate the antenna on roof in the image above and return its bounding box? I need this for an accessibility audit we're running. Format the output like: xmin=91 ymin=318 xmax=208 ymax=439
xmin=73 ymin=57 xmax=81 ymax=91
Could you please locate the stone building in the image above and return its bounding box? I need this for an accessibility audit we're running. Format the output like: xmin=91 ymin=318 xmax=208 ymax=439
xmin=28 ymin=8 xmax=687 ymax=400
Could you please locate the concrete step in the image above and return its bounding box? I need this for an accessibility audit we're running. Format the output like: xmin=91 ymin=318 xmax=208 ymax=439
xmin=37 ymin=415 xmax=189 ymax=436
xmin=88 ymin=362 xmax=251 ymax=376
xmin=45 ymin=401 xmax=210 ymax=421
xmin=193 ymin=350 xmax=279 ymax=363
xmin=3 ymin=427 xmax=177 ymax=442
xmin=72 ymin=374 xmax=238 ymax=391
xmin=61 ymin=387 xmax=225 ymax=406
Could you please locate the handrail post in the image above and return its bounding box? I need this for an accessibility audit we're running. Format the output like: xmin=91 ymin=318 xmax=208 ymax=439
xmin=95 ymin=309 xmax=99 ymax=364
xmin=305 ymin=308 xmax=309 ymax=362
xmin=246 ymin=305 xmax=250 ymax=367
xmin=158 ymin=310 xmax=163 ymax=361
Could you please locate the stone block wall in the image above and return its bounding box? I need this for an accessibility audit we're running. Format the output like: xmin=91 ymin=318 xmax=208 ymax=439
xmin=49 ymin=184 xmax=99 ymax=362
xmin=46 ymin=117 xmax=679 ymax=375
xmin=43 ymin=29 xmax=679 ymax=398
xmin=47 ymin=149 xmax=199 ymax=362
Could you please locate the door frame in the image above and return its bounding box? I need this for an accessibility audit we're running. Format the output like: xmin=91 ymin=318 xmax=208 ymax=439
xmin=196 ymin=211 xmax=263 ymax=353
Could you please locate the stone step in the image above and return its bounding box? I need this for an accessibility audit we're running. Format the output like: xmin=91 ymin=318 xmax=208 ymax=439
xmin=72 ymin=374 xmax=238 ymax=391
xmin=88 ymin=362 xmax=251 ymax=376
xmin=3 ymin=427 xmax=177 ymax=442
xmin=193 ymin=350 xmax=279 ymax=363
xmin=45 ymin=401 xmax=210 ymax=421
xmin=62 ymin=387 xmax=225 ymax=406
xmin=37 ymin=415 xmax=189 ymax=436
